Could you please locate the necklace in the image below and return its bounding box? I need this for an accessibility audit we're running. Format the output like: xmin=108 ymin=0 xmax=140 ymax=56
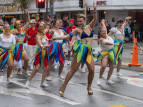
xmin=4 ymin=33 xmax=10 ymax=36
xmin=37 ymin=32 xmax=48 ymax=41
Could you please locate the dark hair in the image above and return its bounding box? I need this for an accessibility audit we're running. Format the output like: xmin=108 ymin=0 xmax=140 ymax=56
xmin=117 ymin=18 xmax=123 ymax=24
xmin=37 ymin=23 xmax=44 ymax=32
xmin=78 ymin=14 xmax=86 ymax=20
xmin=63 ymin=15 xmax=68 ymax=17
xmin=53 ymin=19 xmax=60 ymax=26
xmin=48 ymin=15 xmax=51 ymax=18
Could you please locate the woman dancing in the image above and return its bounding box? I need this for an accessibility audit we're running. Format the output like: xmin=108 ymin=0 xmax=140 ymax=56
xmin=46 ymin=19 xmax=66 ymax=80
xmin=25 ymin=23 xmax=50 ymax=88
xmin=52 ymin=2 xmax=97 ymax=96
xmin=95 ymin=20 xmax=117 ymax=85
xmin=0 ymin=23 xmax=16 ymax=83
xmin=11 ymin=9 xmax=30 ymax=76
xmin=108 ymin=16 xmax=131 ymax=76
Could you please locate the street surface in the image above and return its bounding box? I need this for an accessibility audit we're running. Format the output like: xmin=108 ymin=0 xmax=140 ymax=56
xmin=1 ymin=38 xmax=143 ymax=107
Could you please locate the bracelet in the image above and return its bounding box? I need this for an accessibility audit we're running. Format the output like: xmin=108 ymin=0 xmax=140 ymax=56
xmin=40 ymin=45 xmax=43 ymax=48
xmin=94 ymin=10 xmax=97 ymax=13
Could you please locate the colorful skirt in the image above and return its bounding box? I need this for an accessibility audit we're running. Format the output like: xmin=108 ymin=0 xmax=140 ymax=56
xmin=48 ymin=42 xmax=65 ymax=64
xmin=33 ymin=47 xmax=49 ymax=67
xmin=95 ymin=49 xmax=116 ymax=65
xmin=0 ymin=47 xmax=14 ymax=69
xmin=114 ymin=39 xmax=124 ymax=62
xmin=72 ymin=40 xmax=93 ymax=65
xmin=13 ymin=42 xmax=26 ymax=62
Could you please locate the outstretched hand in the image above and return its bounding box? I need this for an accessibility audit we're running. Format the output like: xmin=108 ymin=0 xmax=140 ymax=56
xmin=25 ymin=9 xmax=29 ymax=13
xmin=93 ymin=1 xmax=97 ymax=10
xmin=125 ymin=16 xmax=132 ymax=21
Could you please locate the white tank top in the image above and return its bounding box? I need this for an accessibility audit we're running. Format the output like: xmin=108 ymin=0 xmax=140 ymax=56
xmin=37 ymin=36 xmax=48 ymax=48
xmin=53 ymin=30 xmax=64 ymax=43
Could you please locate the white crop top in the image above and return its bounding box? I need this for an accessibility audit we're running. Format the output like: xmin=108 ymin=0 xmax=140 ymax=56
xmin=0 ymin=34 xmax=16 ymax=48
xmin=111 ymin=25 xmax=124 ymax=36
xmin=53 ymin=30 xmax=64 ymax=43
xmin=100 ymin=36 xmax=114 ymax=52
xmin=37 ymin=36 xmax=48 ymax=48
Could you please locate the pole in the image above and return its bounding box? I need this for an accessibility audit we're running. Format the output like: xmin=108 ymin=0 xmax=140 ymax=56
xmin=46 ymin=0 xmax=49 ymax=22
xmin=84 ymin=0 xmax=86 ymax=18
xmin=50 ymin=0 xmax=54 ymax=19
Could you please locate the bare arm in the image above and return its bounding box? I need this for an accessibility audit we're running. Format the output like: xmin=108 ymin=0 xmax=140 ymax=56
xmin=36 ymin=34 xmax=43 ymax=48
xmin=23 ymin=9 xmax=30 ymax=31
xmin=88 ymin=1 xmax=97 ymax=29
xmin=53 ymin=28 xmax=77 ymax=40
xmin=123 ymin=16 xmax=132 ymax=27
xmin=107 ymin=30 xmax=114 ymax=36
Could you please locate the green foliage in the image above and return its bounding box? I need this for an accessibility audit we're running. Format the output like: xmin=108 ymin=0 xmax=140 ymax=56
xmin=14 ymin=0 xmax=31 ymax=11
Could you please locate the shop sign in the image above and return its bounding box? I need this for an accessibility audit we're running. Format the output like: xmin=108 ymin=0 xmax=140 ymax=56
xmin=96 ymin=1 xmax=106 ymax=5
xmin=5 ymin=16 xmax=14 ymax=18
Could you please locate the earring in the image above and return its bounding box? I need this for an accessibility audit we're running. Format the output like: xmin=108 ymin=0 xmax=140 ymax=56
xmin=83 ymin=23 xmax=86 ymax=28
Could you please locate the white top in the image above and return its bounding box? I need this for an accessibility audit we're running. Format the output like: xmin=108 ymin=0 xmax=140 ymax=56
xmin=100 ymin=36 xmax=114 ymax=52
xmin=53 ymin=30 xmax=64 ymax=43
xmin=0 ymin=34 xmax=16 ymax=48
xmin=111 ymin=25 xmax=124 ymax=36
xmin=37 ymin=36 xmax=48 ymax=48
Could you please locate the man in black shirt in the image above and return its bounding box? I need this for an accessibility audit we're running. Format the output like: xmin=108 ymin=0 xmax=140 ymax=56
xmin=63 ymin=15 xmax=69 ymax=28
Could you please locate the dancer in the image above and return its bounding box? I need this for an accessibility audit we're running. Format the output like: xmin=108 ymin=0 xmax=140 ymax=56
xmin=0 ymin=23 xmax=16 ymax=83
xmin=108 ymin=17 xmax=131 ymax=76
xmin=47 ymin=19 xmax=66 ymax=80
xmin=96 ymin=20 xmax=117 ymax=85
xmin=52 ymin=2 xmax=97 ymax=96
xmin=25 ymin=23 xmax=50 ymax=88
xmin=11 ymin=9 xmax=30 ymax=76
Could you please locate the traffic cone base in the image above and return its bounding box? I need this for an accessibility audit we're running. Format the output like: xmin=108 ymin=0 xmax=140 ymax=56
xmin=128 ymin=63 xmax=141 ymax=67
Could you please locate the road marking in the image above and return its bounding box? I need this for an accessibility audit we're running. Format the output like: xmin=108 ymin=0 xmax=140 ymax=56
xmin=0 ymin=76 xmax=80 ymax=105
xmin=111 ymin=105 xmax=126 ymax=107
xmin=35 ymin=73 xmax=143 ymax=104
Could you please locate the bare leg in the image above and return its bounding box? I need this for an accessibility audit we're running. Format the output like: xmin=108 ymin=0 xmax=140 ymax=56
xmin=68 ymin=51 xmax=71 ymax=61
xmin=86 ymin=59 xmax=95 ymax=94
xmin=107 ymin=59 xmax=114 ymax=80
xmin=28 ymin=64 xmax=40 ymax=81
xmin=59 ymin=54 xmax=81 ymax=96
xmin=117 ymin=56 xmax=122 ymax=72
xmin=7 ymin=58 xmax=13 ymax=78
xmin=59 ymin=61 xmax=64 ymax=76
xmin=41 ymin=65 xmax=49 ymax=84
xmin=23 ymin=53 xmax=29 ymax=72
xmin=0 ymin=58 xmax=3 ymax=73
xmin=99 ymin=57 xmax=108 ymax=79
xmin=47 ymin=57 xmax=55 ymax=77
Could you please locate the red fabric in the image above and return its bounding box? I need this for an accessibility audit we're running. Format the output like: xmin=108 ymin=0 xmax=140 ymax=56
xmin=4 ymin=51 xmax=8 ymax=59
xmin=58 ymin=45 xmax=64 ymax=64
xmin=34 ymin=53 xmax=40 ymax=66
xmin=46 ymin=32 xmax=52 ymax=44
xmin=26 ymin=27 xmax=37 ymax=45
xmin=15 ymin=44 xmax=22 ymax=61
xmin=116 ymin=43 xmax=121 ymax=58
xmin=66 ymin=26 xmax=77 ymax=41
xmin=44 ymin=50 xmax=48 ymax=67
xmin=69 ymin=19 xmax=75 ymax=24
xmin=48 ymin=44 xmax=53 ymax=55
xmin=24 ymin=36 xmax=26 ymax=42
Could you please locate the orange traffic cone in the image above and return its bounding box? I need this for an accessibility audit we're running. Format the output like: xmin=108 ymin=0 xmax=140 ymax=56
xmin=128 ymin=38 xmax=142 ymax=67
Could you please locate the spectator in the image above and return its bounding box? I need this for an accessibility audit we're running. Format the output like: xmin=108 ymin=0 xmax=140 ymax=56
xmin=0 ymin=20 xmax=3 ymax=34
xmin=63 ymin=15 xmax=69 ymax=28
xmin=133 ymin=22 xmax=140 ymax=40
xmin=124 ymin=23 xmax=131 ymax=42
xmin=140 ymin=22 xmax=143 ymax=41
xmin=10 ymin=18 xmax=16 ymax=32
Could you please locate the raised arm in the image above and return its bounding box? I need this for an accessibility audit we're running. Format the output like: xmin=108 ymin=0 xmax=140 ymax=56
xmin=23 ymin=9 xmax=30 ymax=31
xmin=53 ymin=28 xmax=77 ymax=40
xmin=88 ymin=1 xmax=97 ymax=29
xmin=123 ymin=16 xmax=132 ymax=27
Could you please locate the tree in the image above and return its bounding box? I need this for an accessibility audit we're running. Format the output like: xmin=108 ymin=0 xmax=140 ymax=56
xmin=14 ymin=0 xmax=31 ymax=22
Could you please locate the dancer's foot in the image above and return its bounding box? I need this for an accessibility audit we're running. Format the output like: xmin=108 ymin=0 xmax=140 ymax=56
xmin=22 ymin=71 xmax=30 ymax=76
xmin=106 ymin=79 xmax=114 ymax=85
xmin=59 ymin=84 xmax=66 ymax=97
xmin=7 ymin=78 xmax=12 ymax=84
xmin=87 ymin=86 xmax=93 ymax=95
xmin=46 ymin=77 xmax=52 ymax=81
xmin=117 ymin=72 xmax=123 ymax=77
xmin=67 ymin=61 xmax=70 ymax=65
xmin=97 ymin=79 xmax=101 ymax=86
xmin=58 ymin=75 xmax=65 ymax=80
xmin=25 ymin=81 xmax=30 ymax=88
xmin=54 ymin=65 xmax=58 ymax=69
xmin=40 ymin=82 xmax=49 ymax=87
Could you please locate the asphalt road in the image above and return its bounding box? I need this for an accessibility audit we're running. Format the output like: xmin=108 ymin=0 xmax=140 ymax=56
xmin=0 ymin=60 xmax=143 ymax=107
